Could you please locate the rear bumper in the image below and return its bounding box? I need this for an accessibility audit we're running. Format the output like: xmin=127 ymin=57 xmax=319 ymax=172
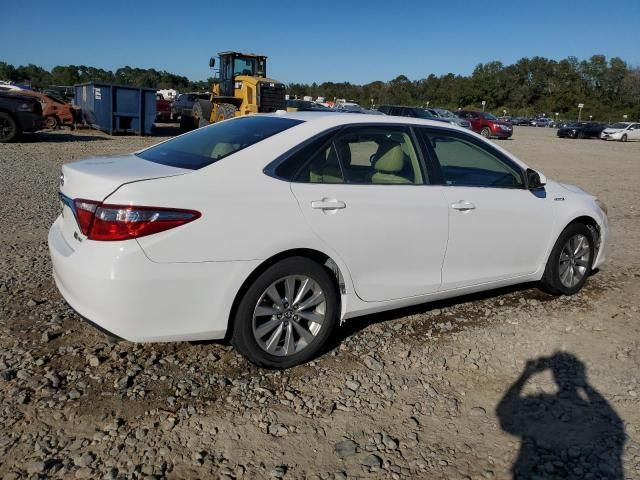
xmin=48 ymin=215 xmax=260 ymax=342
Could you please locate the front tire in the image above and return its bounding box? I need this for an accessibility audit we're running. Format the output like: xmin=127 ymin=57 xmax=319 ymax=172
xmin=480 ymin=127 xmax=491 ymax=138
xmin=192 ymin=99 xmax=212 ymax=128
xmin=0 ymin=112 xmax=19 ymax=142
xmin=231 ymin=257 xmax=339 ymax=369
xmin=215 ymin=103 xmax=237 ymax=122
xmin=620 ymin=134 xmax=627 ymax=142
xmin=541 ymin=223 xmax=594 ymax=295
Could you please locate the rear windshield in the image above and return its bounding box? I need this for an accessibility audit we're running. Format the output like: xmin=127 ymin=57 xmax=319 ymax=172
xmin=136 ymin=116 xmax=303 ymax=170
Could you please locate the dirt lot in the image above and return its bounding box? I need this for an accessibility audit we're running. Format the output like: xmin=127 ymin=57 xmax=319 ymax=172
xmin=1 ymin=126 xmax=639 ymax=480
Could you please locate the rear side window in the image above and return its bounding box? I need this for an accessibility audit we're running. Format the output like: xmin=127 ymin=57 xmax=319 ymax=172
xmin=274 ymin=130 xmax=337 ymax=180
xmin=137 ymin=116 xmax=303 ymax=170
xmin=295 ymin=126 xmax=426 ymax=185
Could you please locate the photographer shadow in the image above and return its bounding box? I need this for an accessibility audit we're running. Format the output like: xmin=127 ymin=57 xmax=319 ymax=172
xmin=496 ymin=352 xmax=626 ymax=479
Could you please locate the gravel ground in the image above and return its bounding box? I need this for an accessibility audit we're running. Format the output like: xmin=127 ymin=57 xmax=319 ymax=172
xmin=1 ymin=126 xmax=639 ymax=479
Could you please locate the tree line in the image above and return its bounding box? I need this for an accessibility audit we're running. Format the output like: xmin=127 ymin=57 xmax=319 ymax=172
xmin=0 ymin=62 xmax=213 ymax=92
xmin=288 ymin=55 xmax=640 ymax=121
xmin=2 ymin=55 xmax=638 ymax=120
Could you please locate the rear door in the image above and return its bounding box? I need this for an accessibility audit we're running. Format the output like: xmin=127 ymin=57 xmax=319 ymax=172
xmin=417 ymin=128 xmax=555 ymax=290
xmin=289 ymin=125 xmax=449 ymax=302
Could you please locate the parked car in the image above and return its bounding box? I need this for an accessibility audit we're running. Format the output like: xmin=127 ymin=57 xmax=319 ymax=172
xmin=155 ymin=94 xmax=172 ymax=123
xmin=14 ymin=90 xmax=76 ymax=129
xmin=334 ymin=103 xmax=383 ymax=115
xmin=286 ymin=99 xmax=332 ymax=112
xmin=171 ymin=92 xmax=210 ymax=120
xmin=378 ymin=105 xmax=448 ymax=122
xmin=49 ymin=112 xmax=608 ymax=368
xmin=531 ymin=118 xmax=555 ymax=128
xmin=0 ymin=92 xmax=44 ymax=142
xmin=511 ymin=117 xmax=531 ymax=126
xmin=427 ymin=108 xmax=472 ymax=129
xmin=557 ymin=122 xmax=605 ymax=139
xmin=457 ymin=110 xmax=513 ymax=138
xmin=600 ymin=122 xmax=640 ymax=142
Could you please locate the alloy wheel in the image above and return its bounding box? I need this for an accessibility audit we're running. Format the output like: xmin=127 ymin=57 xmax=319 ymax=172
xmin=558 ymin=234 xmax=590 ymax=288
xmin=252 ymin=275 xmax=326 ymax=357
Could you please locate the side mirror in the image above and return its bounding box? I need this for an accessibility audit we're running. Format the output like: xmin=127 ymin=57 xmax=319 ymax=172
xmin=527 ymin=168 xmax=546 ymax=189
xmin=209 ymin=57 xmax=216 ymax=68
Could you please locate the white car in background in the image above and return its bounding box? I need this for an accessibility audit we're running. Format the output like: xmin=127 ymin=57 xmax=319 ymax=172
xmin=49 ymin=112 xmax=609 ymax=368
xmin=600 ymin=122 xmax=640 ymax=142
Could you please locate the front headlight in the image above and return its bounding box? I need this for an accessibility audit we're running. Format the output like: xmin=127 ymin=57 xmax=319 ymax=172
xmin=17 ymin=102 xmax=34 ymax=112
xmin=595 ymin=199 xmax=608 ymax=216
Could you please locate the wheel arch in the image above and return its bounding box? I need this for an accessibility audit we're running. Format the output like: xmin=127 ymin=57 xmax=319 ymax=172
xmin=556 ymin=215 xmax=602 ymax=266
xmin=225 ymin=248 xmax=348 ymax=341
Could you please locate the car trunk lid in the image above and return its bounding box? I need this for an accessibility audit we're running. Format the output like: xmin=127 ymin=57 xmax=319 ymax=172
xmin=58 ymin=154 xmax=189 ymax=246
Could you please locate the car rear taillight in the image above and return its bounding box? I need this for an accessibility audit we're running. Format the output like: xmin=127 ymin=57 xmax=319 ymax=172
xmin=72 ymin=200 xmax=200 ymax=241
xmin=73 ymin=199 xmax=100 ymax=235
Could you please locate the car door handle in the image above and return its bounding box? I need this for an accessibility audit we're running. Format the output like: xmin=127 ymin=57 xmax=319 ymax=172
xmin=451 ymin=201 xmax=476 ymax=211
xmin=311 ymin=199 xmax=346 ymax=210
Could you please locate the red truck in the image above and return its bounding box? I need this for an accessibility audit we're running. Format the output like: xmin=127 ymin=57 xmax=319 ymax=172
xmin=155 ymin=94 xmax=172 ymax=123
xmin=457 ymin=110 xmax=513 ymax=139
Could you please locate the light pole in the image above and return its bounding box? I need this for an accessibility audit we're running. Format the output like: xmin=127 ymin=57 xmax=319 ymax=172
xmin=503 ymin=109 xmax=507 ymax=118
xmin=623 ymin=114 xmax=628 ymax=121
xmin=578 ymin=103 xmax=584 ymax=121
xmin=481 ymin=100 xmax=486 ymax=112
xmin=589 ymin=115 xmax=593 ymax=121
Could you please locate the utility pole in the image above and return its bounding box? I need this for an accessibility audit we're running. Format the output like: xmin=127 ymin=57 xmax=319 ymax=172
xmin=578 ymin=103 xmax=584 ymax=121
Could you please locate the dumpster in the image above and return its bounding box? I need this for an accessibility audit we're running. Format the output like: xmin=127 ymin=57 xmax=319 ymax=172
xmin=74 ymin=83 xmax=156 ymax=135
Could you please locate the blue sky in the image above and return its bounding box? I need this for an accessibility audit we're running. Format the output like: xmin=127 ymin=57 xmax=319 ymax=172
xmin=1 ymin=0 xmax=638 ymax=84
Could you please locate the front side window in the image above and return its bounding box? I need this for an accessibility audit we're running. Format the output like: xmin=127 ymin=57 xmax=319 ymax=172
xmin=137 ymin=116 xmax=303 ymax=170
xmin=294 ymin=126 xmax=425 ymax=185
xmin=422 ymin=130 xmax=524 ymax=188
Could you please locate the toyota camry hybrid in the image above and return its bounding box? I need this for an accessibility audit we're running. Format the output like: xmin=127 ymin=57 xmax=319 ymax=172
xmin=49 ymin=112 xmax=609 ymax=368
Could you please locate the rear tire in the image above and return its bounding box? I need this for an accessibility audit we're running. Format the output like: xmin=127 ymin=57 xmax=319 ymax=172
xmin=192 ymin=99 xmax=212 ymax=128
xmin=0 ymin=112 xmax=19 ymax=142
xmin=577 ymin=131 xmax=585 ymax=139
xmin=231 ymin=257 xmax=339 ymax=369
xmin=620 ymin=134 xmax=627 ymax=142
xmin=541 ymin=223 xmax=594 ymax=295
xmin=480 ymin=127 xmax=491 ymax=138
xmin=45 ymin=115 xmax=59 ymax=129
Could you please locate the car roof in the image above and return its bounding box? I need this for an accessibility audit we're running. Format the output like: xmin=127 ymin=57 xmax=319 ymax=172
xmin=263 ymin=111 xmax=457 ymax=129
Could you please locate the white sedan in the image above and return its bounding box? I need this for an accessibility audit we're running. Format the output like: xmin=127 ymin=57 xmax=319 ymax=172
xmin=49 ymin=112 xmax=609 ymax=368
xmin=600 ymin=122 xmax=640 ymax=142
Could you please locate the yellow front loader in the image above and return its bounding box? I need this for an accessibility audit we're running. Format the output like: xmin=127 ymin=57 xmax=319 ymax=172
xmin=191 ymin=51 xmax=287 ymax=128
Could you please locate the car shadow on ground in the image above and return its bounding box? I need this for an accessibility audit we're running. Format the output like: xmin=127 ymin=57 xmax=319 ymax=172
xmin=17 ymin=131 xmax=109 ymax=143
xmin=152 ymin=123 xmax=182 ymax=137
xmin=324 ymin=281 xmax=545 ymax=352
xmin=496 ymin=352 xmax=626 ymax=479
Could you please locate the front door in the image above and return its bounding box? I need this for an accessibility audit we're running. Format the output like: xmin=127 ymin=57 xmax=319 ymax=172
xmin=418 ymin=128 xmax=555 ymax=290
xmin=290 ymin=125 xmax=449 ymax=302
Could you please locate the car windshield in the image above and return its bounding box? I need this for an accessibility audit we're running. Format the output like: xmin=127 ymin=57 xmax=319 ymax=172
xmin=610 ymin=123 xmax=628 ymax=129
xmin=435 ymin=109 xmax=456 ymax=118
xmin=414 ymin=109 xmax=435 ymax=119
xmin=480 ymin=112 xmax=498 ymax=120
xmin=136 ymin=116 xmax=303 ymax=170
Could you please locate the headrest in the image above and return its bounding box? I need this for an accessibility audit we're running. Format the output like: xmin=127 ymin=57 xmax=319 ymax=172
xmin=211 ymin=143 xmax=235 ymax=158
xmin=374 ymin=145 xmax=404 ymax=172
